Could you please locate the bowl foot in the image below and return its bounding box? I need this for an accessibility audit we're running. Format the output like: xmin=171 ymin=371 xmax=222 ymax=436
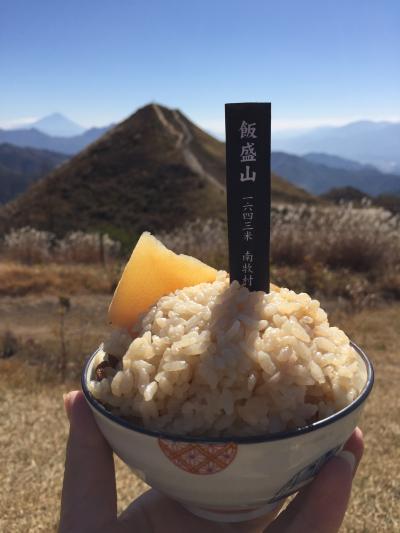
xmin=181 ymin=500 xmax=280 ymax=523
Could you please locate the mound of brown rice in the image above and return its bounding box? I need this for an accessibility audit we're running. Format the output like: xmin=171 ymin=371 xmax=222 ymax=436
xmin=88 ymin=272 xmax=367 ymax=437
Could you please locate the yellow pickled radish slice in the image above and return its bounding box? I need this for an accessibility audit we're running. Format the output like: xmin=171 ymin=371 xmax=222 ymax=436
xmin=108 ymin=232 xmax=217 ymax=330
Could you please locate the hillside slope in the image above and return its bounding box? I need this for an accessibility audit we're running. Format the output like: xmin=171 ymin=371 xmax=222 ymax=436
xmin=0 ymin=144 xmax=69 ymax=203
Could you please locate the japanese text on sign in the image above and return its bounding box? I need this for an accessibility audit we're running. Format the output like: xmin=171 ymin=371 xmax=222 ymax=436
xmin=239 ymin=120 xmax=258 ymax=287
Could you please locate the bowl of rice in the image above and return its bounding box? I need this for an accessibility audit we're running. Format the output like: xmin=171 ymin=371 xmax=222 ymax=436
xmin=82 ymin=272 xmax=374 ymax=523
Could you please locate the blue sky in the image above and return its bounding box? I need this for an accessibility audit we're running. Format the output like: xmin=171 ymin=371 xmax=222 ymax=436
xmin=1 ymin=0 xmax=399 ymax=135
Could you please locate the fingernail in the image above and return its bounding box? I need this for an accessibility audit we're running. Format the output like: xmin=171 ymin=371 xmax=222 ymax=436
xmin=338 ymin=450 xmax=356 ymax=473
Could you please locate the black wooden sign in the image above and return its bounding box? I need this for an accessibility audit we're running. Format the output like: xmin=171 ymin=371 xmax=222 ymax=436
xmin=225 ymin=102 xmax=271 ymax=292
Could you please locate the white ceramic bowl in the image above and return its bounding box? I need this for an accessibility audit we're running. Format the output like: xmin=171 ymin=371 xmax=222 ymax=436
xmin=82 ymin=342 xmax=373 ymax=523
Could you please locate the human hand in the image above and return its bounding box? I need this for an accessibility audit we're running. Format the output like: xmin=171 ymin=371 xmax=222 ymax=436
xmin=59 ymin=391 xmax=363 ymax=533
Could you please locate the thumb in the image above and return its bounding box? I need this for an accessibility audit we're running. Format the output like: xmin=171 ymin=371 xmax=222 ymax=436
xmin=267 ymin=428 xmax=364 ymax=533
xmin=59 ymin=391 xmax=117 ymax=533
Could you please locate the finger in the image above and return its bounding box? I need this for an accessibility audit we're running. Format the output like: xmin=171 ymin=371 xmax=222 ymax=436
xmin=267 ymin=428 xmax=364 ymax=533
xmin=59 ymin=391 xmax=117 ymax=533
xmin=119 ymin=488 xmax=283 ymax=533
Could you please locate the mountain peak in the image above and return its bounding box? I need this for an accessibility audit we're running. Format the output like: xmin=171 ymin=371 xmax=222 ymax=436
xmin=32 ymin=113 xmax=85 ymax=137
xmin=0 ymin=103 xmax=314 ymax=237
xmin=45 ymin=112 xmax=67 ymax=119
xmin=129 ymin=102 xmax=175 ymax=121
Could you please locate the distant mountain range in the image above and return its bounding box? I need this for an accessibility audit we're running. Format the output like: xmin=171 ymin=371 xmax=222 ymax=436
xmin=2 ymin=115 xmax=400 ymax=175
xmin=0 ymin=144 xmax=68 ymax=203
xmin=273 ymin=120 xmax=400 ymax=174
xmin=303 ymin=153 xmax=375 ymax=172
xmin=0 ymin=123 xmax=111 ymax=155
xmin=0 ymin=104 xmax=313 ymax=237
xmin=1 ymin=108 xmax=399 ymax=221
xmin=271 ymin=152 xmax=400 ymax=196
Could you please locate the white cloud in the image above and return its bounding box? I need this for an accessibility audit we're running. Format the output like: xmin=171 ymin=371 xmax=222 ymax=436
xmin=0 ymin=116 xmax=39 ymax=129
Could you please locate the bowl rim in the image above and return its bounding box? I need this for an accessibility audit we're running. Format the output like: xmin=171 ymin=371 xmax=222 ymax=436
xmin=81 ymin=341 xmax=374 ymax=444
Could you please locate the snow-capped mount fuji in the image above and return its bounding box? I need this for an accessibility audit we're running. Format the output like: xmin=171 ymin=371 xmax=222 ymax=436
xmin=30 ymin=113 xmax=85 ymax=137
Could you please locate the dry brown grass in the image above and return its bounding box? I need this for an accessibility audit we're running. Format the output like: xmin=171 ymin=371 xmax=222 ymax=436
xmin=0 ymin=294 xmax=399 ymax=532
xmin=159 ymin=206 xmax=400 ymax=276
xmin=0 ymin=380 xmax=147 ymax=533
xmin=1 ymin=258 xmax=399 ymax=314
xmin=330 ymin=305 xmax=400 ymax=532
xmin=2 ymin=227 xmax=121 ymax=264
xmin=0 ymin=262 xmax=120 ymax=297
xmin=0 ymin=294 xmax=148 ymax=533
xmin=0 ymin=294 xmax=111 ymax=384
